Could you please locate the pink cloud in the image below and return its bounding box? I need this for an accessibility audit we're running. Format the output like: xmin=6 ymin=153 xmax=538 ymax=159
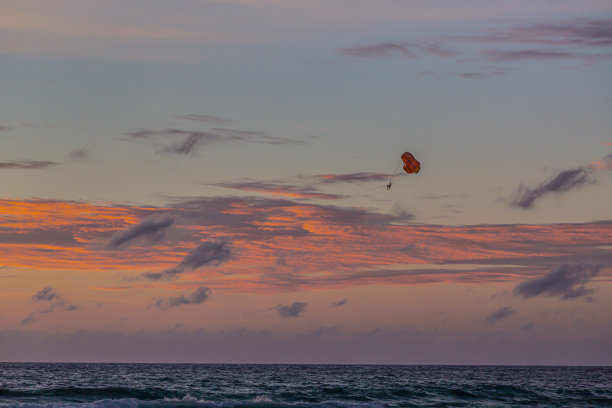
xmin=0 ymin=197 xmax=609 ymax=292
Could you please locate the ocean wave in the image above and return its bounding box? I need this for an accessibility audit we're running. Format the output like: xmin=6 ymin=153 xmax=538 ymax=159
xmin=0 ymin=395 xmax=389 ymax=408
xmin=0 ymin=387 xmax=181 ymax=402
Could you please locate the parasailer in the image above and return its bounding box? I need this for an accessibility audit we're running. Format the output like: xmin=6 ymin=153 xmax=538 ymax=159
xmin=387 ymin=151 xmax=420 ymax=190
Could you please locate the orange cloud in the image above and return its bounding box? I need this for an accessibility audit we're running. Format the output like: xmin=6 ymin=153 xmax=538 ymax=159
xmin=0 ymin=197 xmax=610 ymax=291
xmin=586 ymin=157 xmax=612 ymax=170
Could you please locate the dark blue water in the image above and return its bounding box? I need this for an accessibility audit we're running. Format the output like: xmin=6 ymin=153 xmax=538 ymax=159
xmin=0 ymin=363 xmax=610 ymax=407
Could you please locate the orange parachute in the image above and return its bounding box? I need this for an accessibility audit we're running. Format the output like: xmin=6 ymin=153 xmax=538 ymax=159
xmin=387 ymin=151 xmax=420 ymax=190
xmin=401 ymin=152 xmax=420 ymax=174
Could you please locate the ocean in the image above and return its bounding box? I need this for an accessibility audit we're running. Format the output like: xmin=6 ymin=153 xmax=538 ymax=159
xmin=0 ymin=363 xmax=610 ymax=407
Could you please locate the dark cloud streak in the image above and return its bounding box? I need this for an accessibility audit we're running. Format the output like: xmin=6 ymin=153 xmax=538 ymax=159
xmin=144 ymin=240 xmax=232 ymax=280
xmin=175 ymin=114 xmax=235 ymax=125
xmin=485 ymin=307 xmax=516 ymax=323
xmin=337 ymin=41 xmax=455 ymax=59
xmin=510 ymin=167 xmax=593 ymax=209
xmin=124 ymin=127 xmax=304 ymax=156
xmin=514 ymin=263 xmax=602 ymax=300
xmin=107 ymin=217 xmax=174 ymax=249
xmin=273 ymin=302 xmax=307 ymax=318
xmin=0 ymin=160 xmax=60 ymax=169
xmin=215 ymin=180 xmax=345 ymax=200
xmin=153 ymin=287 xmax=212 ymax=310
xmin=329 ymin=299 xmax=347 ymax=308
xmin=32 ymin=287 xmax=57 ymax=302
xmin=313 ymin=172 xmax=391 ymax=184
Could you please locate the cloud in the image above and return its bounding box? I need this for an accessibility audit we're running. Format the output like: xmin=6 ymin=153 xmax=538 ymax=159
xmin=587 ymin=154 xmax=612 ymax=171
xmin=215 ymin=180 xmax=344 ymax=200
xmin=215 ymin=172 xmax=395 ymax=201
xmin=153 ymin=286 xmax=212 ymax=310
xmin=107 ymin=216 xmax=174 ymax=249
xmin=0 ymin=126 xmax=14 ymax=132
xmin=460 ymin=18 xmax=612 ymax=48
xmin=68 ymin=144 xmax=94 ymax=161
xmin=315 ymin=325 xmax=340 ymax=336
xmin=1 ymin=197 xmax=610 ymax=291
xmin=520 ymin=323 xmax=535 ymax=331
xmin=273 ymin=302 xmax=307 ymax=318
xmin=175 ymin=114 xmax=235 ymax=125
xmin=340 ymin=18 xmax=612 ymax=75
xmin=514 ymin=263 xmax=602 ymax=300
xmin=483 ymin=49 xmax=605 ymax=62
xmin=144 ymin=240 xmax=232 ymax=280
xmin=20 ymin=314 xmax=36 ymax=325
xmin=123 ymin=127 xmax=304 ymax=156
xmin=32 ymin=286 xmax=57 ymax=302
xmin=30 ymin=286 xmax=79 ymax=315
xmin=460 ymin=72 xmax=490 ymax=79
xmin=158 ymin=131 xmax=224 ymax=155
xmin=313 ymin=172 xmax=391 ymax=184
xmin=338 ymin=42 xmax=417 ymax=58
xmin=329 ymin=299 xmax=347 ymax=308
xmin=0 ymin=160 xmax=60 ymax=169
xmin=510 ymin=167 xmax=593 ymax=209
xmin=485 ymin=306 xmax=516 ymax=323
xmin=337 ymin=41 xmax=455 ymax=59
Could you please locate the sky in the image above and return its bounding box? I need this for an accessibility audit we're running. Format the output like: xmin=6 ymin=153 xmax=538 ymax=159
xmin=1 ymin=0 xmax=611 ymax=365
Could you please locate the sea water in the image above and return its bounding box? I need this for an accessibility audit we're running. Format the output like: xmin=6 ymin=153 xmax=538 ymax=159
xmin=0 ymin=363 xmax=610 ymax=407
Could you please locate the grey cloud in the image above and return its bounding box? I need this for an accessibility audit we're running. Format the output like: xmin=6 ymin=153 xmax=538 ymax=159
xmin=460 ymin=19 xmax=612 ymax=48
xmin=32 ymin=287 xmax=57 ymax=302
xmin=144 ymin=240 xmax=232 ymax=280
xmin=0 ymin=126 xmax=13 ymax=132
xmin=124 ymin=126 xmax=304 ymax=156
xmin=528 ymin=19 xmax=612 ymax=47
xmin=153 ymin=287 xmax=212 ymax=310
xmin=341 ymin=18 xmax=612 ymax=75
xmin=315 ymin=326 xmax=340 ymax=336
xmin=215 ymin=180 xmax=345 ymax=200
xmin=212 ymin=128 xmax=304 ymax=146
xmin=329 ymin=299 xmax=347 ymax=308
xmin=460 ymin=72 xmax=490 ymax=79
xmin=514 ymin=263 xmax=602 ymax=300
xmin=338 ymin=42 xmax=417 ymax=58
xmin=69 ymin=144 xmax=94 ymax=161
xmin=107 ymin=217 xmax=174 ymax=249
xmin=483 ymin=49 xmax=602 ymax=62
xmin=40 ymin=302 xmax=79 ymax=314
xmin=158 ymin=131 xmax=223 ymax=155
xmin=176 ymin=240 xmax=232 ymax=270
xmin=31 ymin=287 xmax=79 ymax=316
xmin=175 ymin=114 xmax=235 ymax=125
xmin=20 ymin=314 xmax=36 ymax=325
xmin=338 ymin=41 xmax=455 ymax=59
xmin=520 ymin=323 xmax=535 ymax=331
xmin=510 ymin=167 xmax=593 ymax=209
xmin=0 ymin=160 xmax=60 ymax=169
xmin=215 ymin=172 xmax=394 ymax=201
xmin=123 ymin=129 xmax=171 ymax=139
xmin=273 ymin=302 xmax=307 ymax=318
xmin=312 ymin=172 xmax=391 ymax=184
xmin=485 ymin=307 xmax=516 ymax=323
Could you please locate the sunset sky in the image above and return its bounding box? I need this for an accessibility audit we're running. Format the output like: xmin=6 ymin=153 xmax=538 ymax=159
xmin=1 ymin=0 xmax=611 ymax=364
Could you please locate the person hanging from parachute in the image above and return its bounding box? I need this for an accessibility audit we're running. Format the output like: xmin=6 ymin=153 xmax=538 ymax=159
xmin=387 ymin=151 xmax=420 ymax=190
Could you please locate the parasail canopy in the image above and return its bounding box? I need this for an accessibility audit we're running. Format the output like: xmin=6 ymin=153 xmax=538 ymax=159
xmin=401 ymin=152 xmax=420 ymax=174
